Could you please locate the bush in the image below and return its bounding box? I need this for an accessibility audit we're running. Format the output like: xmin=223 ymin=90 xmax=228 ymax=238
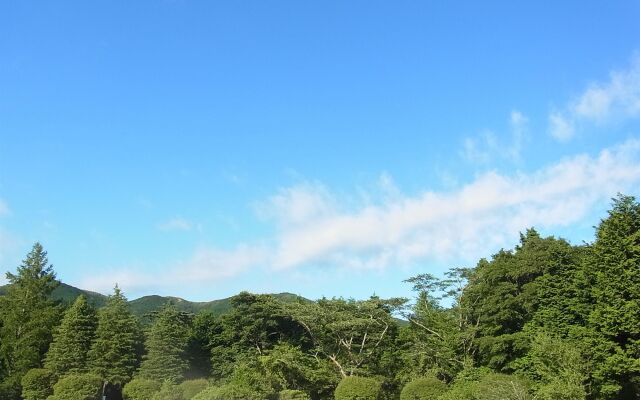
xmin=48 ymin=373 xmax=102 ymax=400
xmin=150 ymin=381 xmax=184 ymax=400
xmin=22 ymin=368 xmax=56 ymax=400
xmin=179 ymin=379 xmax=209 ymax=399
xmin=279 ymin=389 xmax=310 ymax=400
xmin=400 ymin=377 xmax=447 ymax=400
xmin=123 ymin=378 xmax=161 ymax=400
xmin=191 ymin=383 xmax=267 ymax=400
xmin=334 ymin=376 xmax=382 ymax=400
xmin=439 ymin=373 xmax=531 ymax=400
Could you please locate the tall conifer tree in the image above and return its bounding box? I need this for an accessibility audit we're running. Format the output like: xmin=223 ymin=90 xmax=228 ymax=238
xmin=88 ymin=286 xmax=142 ymax=391
xmin=588 ymin=194 xmax=640 ymax=398
xmin=0 ymin=243 xmax=61 ymax=399
xmin=45 ymin=295 xmax=97 ymax=377
xmin=138 ymin=302 xmax=190 ymax=383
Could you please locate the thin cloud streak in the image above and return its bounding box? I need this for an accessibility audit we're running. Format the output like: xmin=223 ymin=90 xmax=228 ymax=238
xmin=78 ymin=244 xmax=268 ymax=294
xmin=461 ymin=110 xmax=528 ymax=164
xmin=157 ymin=217 xmax=195 ymax=232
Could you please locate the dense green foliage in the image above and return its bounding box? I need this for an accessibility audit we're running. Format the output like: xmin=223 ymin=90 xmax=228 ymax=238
xmin=400 ymin=376 xmax=447 ymax=400
xmin=178 ymin=379 xmax=209 ymax=399
xmin=0 ymin=243 xmax=61 ymax=399
xmin=21 ymin=368 xmax=55 ymax=400
xmin=122 ymin=377 xmax=161 ymax=400
xmin=138 ymin=303 xmax=190 ymax=383
xmin=150 ymin=380 xmax=184 ymax=400
xmin=45 ymin=295 xmax=97 ymax=377
xmin=0 ymin=195 xmax=639 ymax=399
xmin=334 ymin=376 xmax=382 ymax=400
xmin=191 ymin=383 xmax=266 ymax=400
xmin=278 ymin=389 xmax=311 ymax=400
xmin=48 ymin=373 xmax=102 ymax=400
xmin=439 ymin=372 xmax=531 ymax=400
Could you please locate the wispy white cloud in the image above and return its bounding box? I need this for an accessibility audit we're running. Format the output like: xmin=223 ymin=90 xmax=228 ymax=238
xmin=549 ymin=112 xmax=576 ymax=142
xmin=0 ymin=199 xmax=10 ymax=217
xmin=77 ymin=140 xmax=640 ymax=292
xmin=157 ymin=217 xmax=195 ymax=232
xmin=0 ymin=199 xmax=19 ymax=269
xmin=461 ymin=110 xmax=528 ymax=164
xmin=549 ymin=55 xmax=640 ymax=141
xmin=256 ymin=182 xmax=336 ymax=227
xmin=78 ymin=244 xmax=267 ymax=294
xmin=264 ymin=139 xmax=640 ymax=271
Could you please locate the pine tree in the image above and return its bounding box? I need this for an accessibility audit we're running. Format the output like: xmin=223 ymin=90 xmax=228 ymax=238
xmin=0 ymin=243 xmax=61 ymax=399
xmin=88 ymin=286 xmax=142 ymax=390
xmin=587 ymin=194 xmax=640 ymax=398
xmin=138 ymin=302 xmax=190 ymax=383
xmin=44 ymin=295 xmax=97 ymax=377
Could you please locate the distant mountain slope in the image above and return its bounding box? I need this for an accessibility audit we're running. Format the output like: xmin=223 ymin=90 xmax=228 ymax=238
xmin=0 ymin=282 xmax=304 ymax=318
xmin=0 ymin=282 xmax=108 ymax=308
xmin=128 ymin=292 xmax=303 ymax=318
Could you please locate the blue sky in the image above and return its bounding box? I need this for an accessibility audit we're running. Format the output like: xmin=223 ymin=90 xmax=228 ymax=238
xmin=1 ymin=1 xmax=640 ymax=301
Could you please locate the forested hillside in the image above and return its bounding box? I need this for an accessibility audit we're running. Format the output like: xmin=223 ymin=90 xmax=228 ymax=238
xmin=0 ymin=283 xmax=302 ymax=320
xmin=0 ymin=194 xmax=638 ymax=400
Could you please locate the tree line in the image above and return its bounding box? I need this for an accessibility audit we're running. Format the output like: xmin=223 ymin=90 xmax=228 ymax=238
xmin=0 ymin=194 xmax=638 ymax=400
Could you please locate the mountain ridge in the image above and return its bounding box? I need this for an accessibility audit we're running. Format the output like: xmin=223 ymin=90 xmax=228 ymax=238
xmin=0 ymin=282 xmax=304 ymax=318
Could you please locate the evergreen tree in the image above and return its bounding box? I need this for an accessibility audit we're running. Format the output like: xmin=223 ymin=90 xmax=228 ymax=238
xmin=88 ymin=286 xmax=142 ymax=391
xmin=0 ymin=243 xmax=61 ymax=399
xmin=587 ymin=194 xmax=640 ymax=398
xmin=45 ymin=295 xmax=97 ymax=377
xmin=138 ymin=302 xmax=190 ymax=383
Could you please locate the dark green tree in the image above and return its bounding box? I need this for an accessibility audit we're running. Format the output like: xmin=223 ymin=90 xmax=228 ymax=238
xmin=45 ymin=295 xmax=97 ymax=377
xmin=88 ymin=286 xmax=143 ymax=394
xmin=209 ymin=292 xmax=308 ymax=380
xmin=586 ymin=194 xmax=640 ymax=398
xmin=0 ymin=243 xmax=61 ymax=399
xmin=185 ymin=311 xmax=216 ymax=379
xmin=138 ymin=303 xmax=190 ymax=383
xmin=462 ymin=230 xmax=580 ymax=371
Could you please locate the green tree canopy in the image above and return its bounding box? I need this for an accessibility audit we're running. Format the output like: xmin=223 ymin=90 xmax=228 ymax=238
xmin=45 ymin=295 xmax=97 ymax=377
xmin=0 ymin=243 xmax=61 ymax=399
xmin=586 ymin=194 xmax=640 ymax=398
xmin=138 ymin=302 xmax=190 ymax=383
xmin=88 ymin=286 xmax=143 ymax=390
xmin=21 ymin=368 xmax=55 ymax=400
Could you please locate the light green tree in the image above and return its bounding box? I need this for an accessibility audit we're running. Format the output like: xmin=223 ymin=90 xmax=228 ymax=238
xmin=21 ymin=368 xmax=55 ymax=400
xmin=47 ymin=373 xmax=102 ymax=400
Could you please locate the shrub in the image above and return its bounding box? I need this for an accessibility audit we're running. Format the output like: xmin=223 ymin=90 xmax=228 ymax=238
xmin=150 ymin=381 xmax=184 ymax=400
xmin=334 ymin=376 xmax=382 ymax=400
xmin=279 ymin=389 xmax=311 ymax=400
xmin=22 ymin=368 xmax=56 ymax=400
xmin=179 ymin=379 xmax=209 ymax=399
xmin=191 ymin=383 xmax=267 ymax=400
xmin=48 ymin=373 xmax=102 ymax=400
xmin=123 ymin=378 xmax=161 ymax=400
xmin=400 ymin=377 xmax=448 ymax=400
xmin=439 ymin=373 xmax=531 ymax=400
